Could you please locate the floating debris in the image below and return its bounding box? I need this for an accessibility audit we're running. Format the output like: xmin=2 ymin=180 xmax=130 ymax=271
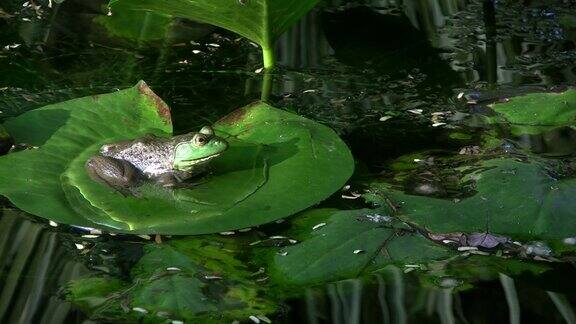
xmin=459 ymin=146 xmax=481 ymax=155
xmin=465 ymin=232 xmax=510 ymax=248
xmin=277 ymin=250 xmax=288 ymax=256
xmin=239 ymin=228 xmax=252 ymax=232
xmin=254 ymin=67 xmax=263 ymax=74
xmin=132 ymin=307 xmax=148 ymax=314
xmin=251 ymin=268 xmax=265 ymax=276
xmin=379 ymin=116 xmax=393 ymax=122
xmin=362 ymin=214 xmax=392 ymax=223
xmin=438 ymin=277 xmax=460 ymax=288
xmin=49 ymin=220 xmax=58 ymax=227
xmin=312 ymin=223 xmax=327 ymax=230
xmin=563 ymin=237 xmax=576 ymax=245
xmin=206 ymin=43 xmax=220 ymax=48
xmin=171 ymin=320 xmax=184 ymax=324
xmin=204 ymin=274 xmax=223 ymax=280
xmin=74 ymin=243 xmax=85 ymax=250
xmin=81 ymin=235 xmax=99 ymax=239
xmin=303 ymin=89 xmax=318 ymax=93
xmin=524 ymin=241 xmax=552 ymax=257
xmin=407 ymin=109 xmax=423 ymax=115
xmin=258 ymin=315 xmax=272 ymax=323
xmin=219 ymin=231 xmax=236 ymax=236
xmin=431 ymin=232 xmax=510 ymax=249
xmin=156 ymin=311 xmax=170 ymax=318
xmin=249 ymin=315 xmax=261 ymax=323
xmin=192 ymin=50 xmax=202 ymax=54
xmin=166 ymin=267 xmax=181 ymax=271
xmin=457 ymin=246 xmax=478 ymax=252
xmin=342 ymin=192 xmax=361 ymax=199
xmin=353 ymin=249 xmax=364 ymax=254
xmin=3 ymin=44 xmax=21 ymax=50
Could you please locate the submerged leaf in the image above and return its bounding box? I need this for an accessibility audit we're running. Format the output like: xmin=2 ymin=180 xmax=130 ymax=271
xmin=67 ymin=239 xmax=276 ymax=323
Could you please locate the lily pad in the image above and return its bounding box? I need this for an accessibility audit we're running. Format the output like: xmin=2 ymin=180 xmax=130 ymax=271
xmin=490 ymin=89 xmax=576 ymax=134
xmin=109 ymin=0 xmax=321 ymax=67
xmin=366 ymin=158 xmax=576 ymax=240
xmin=0 ymin=82 xmax=353 ymax=234
xmin=265 ymin=209 xmax=453 ymax=285
xmin=66 ymin=239 xmax=276 ymax=323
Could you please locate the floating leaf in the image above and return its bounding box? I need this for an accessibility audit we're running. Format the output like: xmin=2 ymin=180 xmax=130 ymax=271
xmin=265 ymin=209 xmax=453 ymax=285
xmin=0 ymin=82 xmax=353 ymax=234
xmin=67 ymin=239 xmax=276 ymax=323
xmin=367 ymin=158 xmax=576 ymax=240
xmin=490 ymin=89 xmax=576 ymax=134
xmin=109 ymin=0 xmax=321 ymax=67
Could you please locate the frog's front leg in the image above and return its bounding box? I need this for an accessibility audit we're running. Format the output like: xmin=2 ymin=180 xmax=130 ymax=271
xmin=85 ymin=156 xmax=141 ymax=194
xmin=154 ymin=170 xmax=206 ymax=189
xmin=154 ymin=173 xmax=180 ymax=188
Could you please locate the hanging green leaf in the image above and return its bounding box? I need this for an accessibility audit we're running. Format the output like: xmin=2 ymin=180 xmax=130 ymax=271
xmin=108 ymin=0 xmax=321 ymax=68
xmin=96 ymin=1 xmax=173 ymax=44
xmin=0 ymin=82 xmax=353 ymax=234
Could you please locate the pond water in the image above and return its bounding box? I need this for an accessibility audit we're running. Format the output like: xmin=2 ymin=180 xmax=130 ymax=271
xmin=2 ymin=0 xmax=576 ymax=323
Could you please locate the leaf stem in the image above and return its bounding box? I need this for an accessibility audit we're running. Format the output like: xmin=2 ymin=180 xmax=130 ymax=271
xmin=262 ymin=45 xmax=276 ymax=70
xmin=261 ymin=69 xmax=272 ymax=102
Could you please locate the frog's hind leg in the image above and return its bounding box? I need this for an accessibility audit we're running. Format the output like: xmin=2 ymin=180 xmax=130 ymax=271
xmin=85 ymin=156 xmax=141 ymax=196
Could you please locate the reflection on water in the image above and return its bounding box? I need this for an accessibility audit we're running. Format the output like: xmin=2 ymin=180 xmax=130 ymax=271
xmin=2 ymin=0 xmax=576 ymax=322
xmin=0 ymin=208 xmax=88 ymax=323
xmin=289 ymin=268 xmax=576 ymax=324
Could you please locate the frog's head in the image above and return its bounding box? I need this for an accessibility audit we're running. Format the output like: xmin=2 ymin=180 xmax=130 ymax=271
xmin=173 ymin=126 xmax=228 ymax=171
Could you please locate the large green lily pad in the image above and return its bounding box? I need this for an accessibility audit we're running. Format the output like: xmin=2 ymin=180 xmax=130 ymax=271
xmin=490 ymin=89 xmax=576 ymax=134
xmin=265 ymin=209 xmax=453 ymax=285
xmin=0 ymin=82 xmax=353 ymax=234
xmin=366 ymin=158 xmax=576 ymax=240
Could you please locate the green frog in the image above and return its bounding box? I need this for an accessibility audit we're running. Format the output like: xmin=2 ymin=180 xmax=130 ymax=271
xmin=85 ymin=126 xmax=228 ymax=193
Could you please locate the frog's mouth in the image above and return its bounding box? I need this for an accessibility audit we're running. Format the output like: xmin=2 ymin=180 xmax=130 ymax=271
xmin=176 ymin=153 xmax=223 ymax=169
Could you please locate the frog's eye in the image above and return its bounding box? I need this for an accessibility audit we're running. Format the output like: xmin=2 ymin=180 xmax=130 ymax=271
xmin=193 ymin=134 xmax=208 ymax=146
xmin=199 ymin=126 xmax=214 ymax=136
